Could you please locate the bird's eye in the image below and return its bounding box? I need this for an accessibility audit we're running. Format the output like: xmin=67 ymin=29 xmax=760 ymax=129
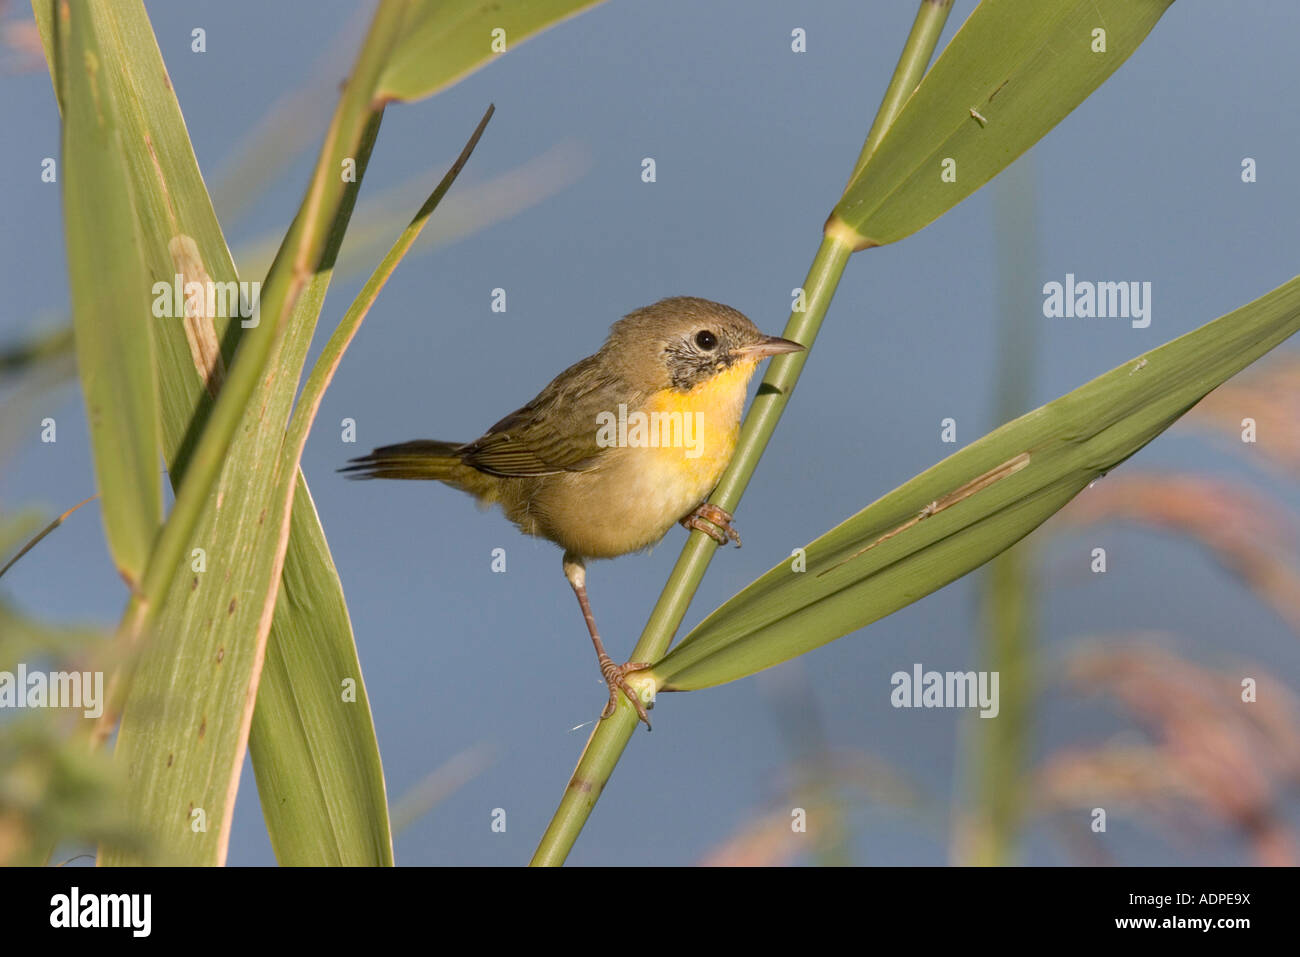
xmin=694 ymin=330 xmax=717 ymax=350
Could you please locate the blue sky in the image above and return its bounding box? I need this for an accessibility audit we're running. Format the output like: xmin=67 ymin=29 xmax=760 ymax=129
xmin=2 ymin=0 xmax=1299 ymax=865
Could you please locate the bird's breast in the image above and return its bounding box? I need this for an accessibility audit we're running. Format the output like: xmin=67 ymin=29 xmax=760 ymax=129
xmin=522 ymin=360 xmax=757 ymax=558
xmin=638 ymin=360 xmax=754 ymax=490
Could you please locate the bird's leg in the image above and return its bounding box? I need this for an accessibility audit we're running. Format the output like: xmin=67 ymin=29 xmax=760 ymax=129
xmin=562 ymin=553 xmax=653 ymax=728
xmin=681 ymin=502 xmax=742 ymax=547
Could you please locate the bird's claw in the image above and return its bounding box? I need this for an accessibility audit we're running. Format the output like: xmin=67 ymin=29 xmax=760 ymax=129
xmin=599 ymin=655 xmax=653 ymax=728
xmin=682 ymin=503 xmax=741 ymax=547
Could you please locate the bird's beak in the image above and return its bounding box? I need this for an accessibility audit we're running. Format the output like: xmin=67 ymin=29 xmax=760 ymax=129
xmin=736 ymin=335 xmax=805 ymax=360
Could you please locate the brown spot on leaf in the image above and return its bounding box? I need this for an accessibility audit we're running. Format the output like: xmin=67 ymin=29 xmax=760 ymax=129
xmin=216 ymin=647 xmax=225 ymax=663
xmin=198 ymin=717 xmax=206 ymax=738
xmin=168 ymin=235 xmax=225 ymax=395
xmin=228 ymin=597 xmax=236 ymax=615
xmin=167 ymin=753 xmax=174 ymax=768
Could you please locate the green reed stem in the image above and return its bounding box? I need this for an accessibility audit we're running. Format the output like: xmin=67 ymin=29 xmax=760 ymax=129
xmin=530 ymin=0 xmax=954 ymax=866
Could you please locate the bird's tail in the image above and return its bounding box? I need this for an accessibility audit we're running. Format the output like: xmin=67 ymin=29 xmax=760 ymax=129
xmin=340 ymin=440 xmax=466 ymax=481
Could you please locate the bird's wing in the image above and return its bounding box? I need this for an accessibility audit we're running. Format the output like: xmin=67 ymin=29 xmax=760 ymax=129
xmin=459 ymin=354 xmax=628 ymax=477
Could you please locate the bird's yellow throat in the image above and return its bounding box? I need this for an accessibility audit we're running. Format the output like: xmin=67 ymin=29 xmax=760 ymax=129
xmin=640 ymin=356 xmax=758 ymax=483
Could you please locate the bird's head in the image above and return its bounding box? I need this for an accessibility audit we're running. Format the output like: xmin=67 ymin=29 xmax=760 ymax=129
xmin=603 ymin=296 xmax=803 ymax=393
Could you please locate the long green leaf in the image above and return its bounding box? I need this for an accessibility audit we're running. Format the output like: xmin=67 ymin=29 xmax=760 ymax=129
xmin=250 ymin=486 xmax=391 ymax=865
xmin=828 ymin=0 xmax=1173 ymax=249
xmin=650 ymin=276 xmax=1300 ymax=690
xmin=251 ymin=104 xmax=494 ymax=865
xmin=57 ymin=1 xmax=161 ymax=583
xmin=34 ymin=0 xmax=394 ymax=865
xmin=377 ymin=0 xmax=607 ymax=102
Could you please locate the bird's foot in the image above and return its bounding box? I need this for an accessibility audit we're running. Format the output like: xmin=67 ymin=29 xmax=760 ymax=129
xmin=598 ymin=654 xmax=653 ymax=728
xmin=682 ymin=503 xmax=741 ymax=547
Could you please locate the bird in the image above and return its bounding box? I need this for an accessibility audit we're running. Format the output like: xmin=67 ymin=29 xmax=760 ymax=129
xmin=341 ymin=296 xmax=803 ymax=727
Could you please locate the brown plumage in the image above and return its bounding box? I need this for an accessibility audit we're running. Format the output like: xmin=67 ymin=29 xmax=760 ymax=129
xmin=343 ymin=296 xmax=803 ymax=724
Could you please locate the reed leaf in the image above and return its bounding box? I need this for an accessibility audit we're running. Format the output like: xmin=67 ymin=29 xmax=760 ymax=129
xmin=650 ymin=276 xmax=1300 ymax=690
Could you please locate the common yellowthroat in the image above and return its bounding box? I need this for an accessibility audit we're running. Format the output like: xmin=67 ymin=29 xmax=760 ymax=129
xmin=342 ymin=297 xmax=802 ymax=727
